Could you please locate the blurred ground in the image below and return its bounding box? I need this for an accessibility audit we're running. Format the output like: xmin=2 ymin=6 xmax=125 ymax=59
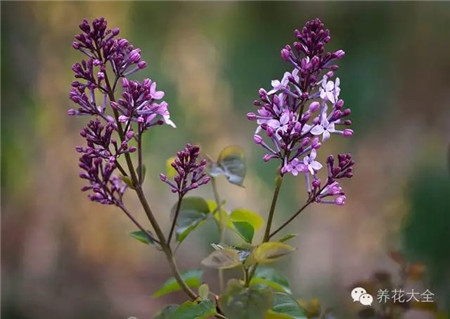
xmin=1 ymin=2 xmax=449 ymax=318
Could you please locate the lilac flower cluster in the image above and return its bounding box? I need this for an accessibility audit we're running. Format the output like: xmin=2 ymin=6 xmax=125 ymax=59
xmin=68 ymin=17 xmax=175 ymax=204
xmin=248 ymin=18 xmax=354 ymax=205
xmin=159 ymin=144 xmax=211 ymax=196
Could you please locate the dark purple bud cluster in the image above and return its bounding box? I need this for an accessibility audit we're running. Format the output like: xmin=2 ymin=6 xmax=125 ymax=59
xmin=159 ymin=144 xmax=210 ymax=196
xmin=248 ymin=18 xmax=354 ymax=206
xmin=326 ymin=153 xmax=355 ymax=180
xmin=75 ymin=118 xmax=136 ymax=162
xmin=79 ymin=154 xmax=127 ymax=205
xmin=69 ymin=18 xmax=175 ymax=205
xmin=72 ymin=18 xmax=145 ymax=78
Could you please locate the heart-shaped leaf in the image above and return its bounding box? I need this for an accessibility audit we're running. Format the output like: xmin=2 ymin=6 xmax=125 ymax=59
xmin=209 ymin=146 xmax=246 ymax=186
xmin=201 ymin=248 xmax=242 ymax=269
xmin=174 ymin=197 xmax=210 ymax=243
xmin=233 ymin=221 xmax=255 ymax=244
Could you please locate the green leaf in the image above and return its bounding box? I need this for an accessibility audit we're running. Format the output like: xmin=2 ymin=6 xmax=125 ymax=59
xmin=219 ymin=279 xmax=273 ymax=319
xmin=154 ymin=305 xmax=179 ymax=319
xmin=129 ymin=230 xmax=160 ymax=249
xmin=270 ymin=293 xmax=307 ymax=319
xmin=233 ymin=221 xmax=255 ymax=244
xmin=210 ymin=146 xmax=246 ymax=186
xmin=250 ymin=267 xmax=292 ymax=294
xmin=201 ymin=248 xmax=242 ymax=269
xmin=170 ymin=300 xmax=216 ymax=319
xmin=175 ymin=197 xmax=210 ymax=243
xmin=120 ymin=175 xmax=135 ymax=189
xmin=153 ymin=269 xmax=203 ymax=298
xmin=230 ymin=208 xmax=264 ymax=230
xmin=251 ymin=242 xmax=296 ymax=264
xmin=278 ymin=234 xmax=298 ymax=243
xmin=166 ymin=157 xmax=177 ymax=178
xmin=198 ymin=283 xmax=210 ymax=300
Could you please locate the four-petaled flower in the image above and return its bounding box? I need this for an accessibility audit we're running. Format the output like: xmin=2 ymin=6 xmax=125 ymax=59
xmin=303 ymin=149 xmax=323 ymax=175
xmin=311 ymin=118 xmax=336 ymax=141
xmin=287 ymin=158 xmax=307 ymax=176
xmin=320 ymin=76 xmax=340 ymax=104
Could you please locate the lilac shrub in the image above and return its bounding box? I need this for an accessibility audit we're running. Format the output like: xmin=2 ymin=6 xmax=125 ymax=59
xmin=69 ymin=17 xmax=353 ymax=319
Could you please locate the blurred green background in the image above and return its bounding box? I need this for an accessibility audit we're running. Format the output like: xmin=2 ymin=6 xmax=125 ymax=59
xmin=2 ymin=2 xmax=449 ymax=319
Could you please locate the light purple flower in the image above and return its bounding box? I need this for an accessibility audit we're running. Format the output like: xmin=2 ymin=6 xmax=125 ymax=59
xmin=320 ymin=76 xmax=340 ymax=104
xmin=286 ymin=158 xmax=307 ymax=176
xmin=303 ymin=149 xmax=323 ymax=175
xmin=311 ymin=118 xmax=336 ymax=141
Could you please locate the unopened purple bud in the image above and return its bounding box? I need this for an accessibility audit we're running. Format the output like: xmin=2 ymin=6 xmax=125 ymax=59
xmin=247 ymin=112 xmax=257 ymax=120
xmin=118 ymin=38 xmax=128 ymax=47
xmin=343 ymin=129 xmax=353 ymax=137
xmin=159 ymin=173 xmax=167 ymax=181
xmin=72 ymin=42 xmax=80 ymax=49
xmin=326 ymin=71 xmax=334 ymax=78
xmin=129 ymin=49 xmax=141 ymax=62
xmin=343 ymin=109 xmax=351 ymax=116
xmin=93 ymin=59 xmax=101 ymax=66
xmin=312 ymin=137 xmax=321 ymax=149
xmin=267 ymin=126 xmax=275 ymax=137
xmin=75 ymin=146 xmax=83 ymax=152
xmin=312 ymin=179 xmax=321 ymax=188
xmin=110 ymin=101 xmax=118 ymax=110
xmin=343 ymin=120 xmax=352 ymax=126
xmin=106 ymin=116 xmax=115 ymax=123
xmin=311 ymin=56 xmax=320 ymax=67
xmin=334 ymin=50 xmax=345 ymax=59
xmin=258 ymin=88 xmax=267 ymax=99
xmin=126 ymin=131 xmax=134 ymax=139
xmin=253 ymin=135 xmax=263 ymax=144
xmin=138 ymin=61 xmax=147 ymax=69
xmin=327 ymin=155 xmax=334 ymax=164
xmin=335 ymin=99 xmax=344 ymax=109
xmin=281 ymin=47 xmax=290 ymax=61
xmin=263 ymin=154 xmax=273 ymax=162
xmin=67 ymin=109 xmax=77 ymax=116
xmin=129 ymin=146 xmax=137 ymax=152
xmin=97 ymin=72 xmax=105 ymax=80
xmin=308 ymin=101 xmax=320 ymax=112
xmin=335 ymin=195 xmax=346 ymax=206
xmin=112 ymin=27 xmax=120 ymax=36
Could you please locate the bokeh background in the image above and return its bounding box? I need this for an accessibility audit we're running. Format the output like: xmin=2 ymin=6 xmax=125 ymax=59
xmin=2 ymin=2 xmax=449 ymax=319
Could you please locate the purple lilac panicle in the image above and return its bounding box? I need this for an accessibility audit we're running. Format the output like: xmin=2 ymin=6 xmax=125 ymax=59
xmin=159 ymin=144 xmax=211 ymax=196
xmin=248 ymin=18 xmax=354 ymax=205
xmin=69 ymin=17 xmax=175 ymax=205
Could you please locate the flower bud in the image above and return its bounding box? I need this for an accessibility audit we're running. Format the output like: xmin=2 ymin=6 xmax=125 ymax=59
xmin=343 ymin=129 xmax=353 ymax=137
xmin=253 ymin=135 xmax=263 ymax=144
xmin=308 ymin=101 xmax=320 ymax=112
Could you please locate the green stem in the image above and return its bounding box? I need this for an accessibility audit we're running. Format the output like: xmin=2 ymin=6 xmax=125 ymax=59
xmin=211 ymin=177 xmax=225 ymax=292
xmin=263 ymin=174 xmax=284 ymax=242
xmin=268 ymin=199 xmax=312 ymax=239
xmin=246 ymin=174 xmax=284 ymax=287
xmin=168 ymin=195 xmax=183 ymax=245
